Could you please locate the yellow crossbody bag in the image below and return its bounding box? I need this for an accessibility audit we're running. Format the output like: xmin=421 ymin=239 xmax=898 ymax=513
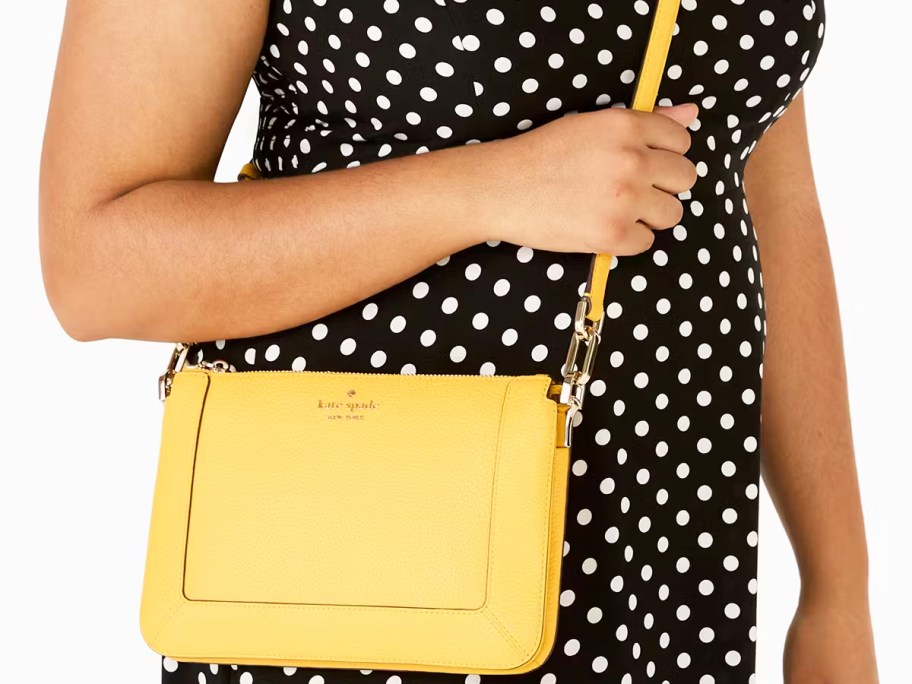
xmin=139 ymin=0 xmax=679 ymax=674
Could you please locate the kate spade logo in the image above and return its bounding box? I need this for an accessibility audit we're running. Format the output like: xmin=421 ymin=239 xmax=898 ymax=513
xmin=316 ymin=388 xmax=380 ymax=421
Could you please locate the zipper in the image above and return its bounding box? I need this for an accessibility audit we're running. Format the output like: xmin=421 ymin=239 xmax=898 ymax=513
xmin=159 ymin=344 xmax=565 ymax=403
xmin=170 ymin=356 xmax=570 ymax=445
xmin=188 ymin=360 xmax=572 ymax=446
xmin=195 ymin=359 xmax=232 ymax=372
xmin=188 ymin=361 xmax=553 ymax=380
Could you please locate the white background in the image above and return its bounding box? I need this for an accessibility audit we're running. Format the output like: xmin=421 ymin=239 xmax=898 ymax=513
xmin=1 ymin=2 xmax=909 ymax=682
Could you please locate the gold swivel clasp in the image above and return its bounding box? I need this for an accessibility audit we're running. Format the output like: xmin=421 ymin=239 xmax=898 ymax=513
xmin=158 ymin=342 xmax=192 ymax=402
xmin=553 ymin=297 xmax=604 ymax=447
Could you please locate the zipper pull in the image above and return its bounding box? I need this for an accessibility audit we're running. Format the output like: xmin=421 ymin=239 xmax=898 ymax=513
xmin=196 ymin=359 xmax=233 ymax=373
xmin=158 ymin=345 xmax=233 ymax=402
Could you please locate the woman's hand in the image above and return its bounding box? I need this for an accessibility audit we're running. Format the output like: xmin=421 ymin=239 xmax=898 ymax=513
xmin=476 ymin=103 xmax=700 ymax=256
xmin=784 ymin=592 xmax=879 ymax=683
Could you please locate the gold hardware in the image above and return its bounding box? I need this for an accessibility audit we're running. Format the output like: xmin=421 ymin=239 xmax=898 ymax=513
xmin=554 ymin=296 xmax=605 ymax=447
xmin=156 ymin=298 xmax=605 ymax=442
xmin=159 ymin=343 xmax=236 ymax=401
xmin=195 ymin=359 xmax=232 ymax=373
xmin=158 ymin=342 xmax=192 ymax=402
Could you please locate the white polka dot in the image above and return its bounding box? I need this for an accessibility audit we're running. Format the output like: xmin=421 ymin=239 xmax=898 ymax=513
xmin=362 ymin=302 xmax=378 ymax=320
xmin=389 ymin=315 xmax=406 ymax=333
xmin=340 ymin=337 xmax=356 ymax=355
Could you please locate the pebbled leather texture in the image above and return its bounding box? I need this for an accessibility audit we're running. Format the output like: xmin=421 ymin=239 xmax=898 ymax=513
xmin=141 ymin=368 xmax=569 ymax=674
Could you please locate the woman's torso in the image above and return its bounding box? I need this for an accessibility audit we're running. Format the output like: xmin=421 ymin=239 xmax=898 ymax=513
xmin=171 ymin=2 xmax=827 ymax=682
xmin=193 ymin=0 xmax=827 ymax=384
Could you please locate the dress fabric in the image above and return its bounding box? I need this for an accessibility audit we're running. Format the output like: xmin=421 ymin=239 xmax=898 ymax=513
xmin=162 ymin=0 xmax=825 ymax=682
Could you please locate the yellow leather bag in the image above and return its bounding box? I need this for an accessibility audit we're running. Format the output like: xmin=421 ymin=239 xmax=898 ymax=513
xmin=140 ymin=0 xmax=679 ymax=675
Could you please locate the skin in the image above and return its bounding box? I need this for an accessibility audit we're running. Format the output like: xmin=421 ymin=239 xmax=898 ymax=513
xmin=39 ymin=1 xmax=878 ymax=680
xmin=744 ymin=91 xmax=879 ymax=683
xmin=38 ymin=0 xmax=696 ymax=344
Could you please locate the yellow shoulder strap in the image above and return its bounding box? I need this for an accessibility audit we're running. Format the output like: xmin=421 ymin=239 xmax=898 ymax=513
xmin=584 ymin=0 xmax=680 ymax=325
xmin=237 ymin=161 xmax=261 ymax=181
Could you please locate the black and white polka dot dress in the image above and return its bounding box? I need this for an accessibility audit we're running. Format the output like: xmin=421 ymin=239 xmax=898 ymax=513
xmin=162 ymin=0 xmax=826 ymax=682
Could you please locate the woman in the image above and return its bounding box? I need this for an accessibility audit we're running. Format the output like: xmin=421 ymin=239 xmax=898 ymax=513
xmin=39 ymin=0 xmax=877 ymax=682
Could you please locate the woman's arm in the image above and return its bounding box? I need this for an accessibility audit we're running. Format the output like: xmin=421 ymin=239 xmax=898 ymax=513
xmin=39 ymin=1 xmax=699 ymax=345
xmin=38 ymin=0 xmax=496 ymax=343
xmin=744 ymin=90 xmax=879 ymax=682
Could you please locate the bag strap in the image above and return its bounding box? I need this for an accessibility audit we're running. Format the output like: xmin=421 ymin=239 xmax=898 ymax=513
xmin=554 ymin=0 xmax=679 ymax=417
xmin=581 ymin=0 xmax=679 ymax=328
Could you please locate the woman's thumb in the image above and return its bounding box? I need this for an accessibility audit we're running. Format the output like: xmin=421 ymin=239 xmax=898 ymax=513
xmin=653 ymin=103 xmax=699 ymax=126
